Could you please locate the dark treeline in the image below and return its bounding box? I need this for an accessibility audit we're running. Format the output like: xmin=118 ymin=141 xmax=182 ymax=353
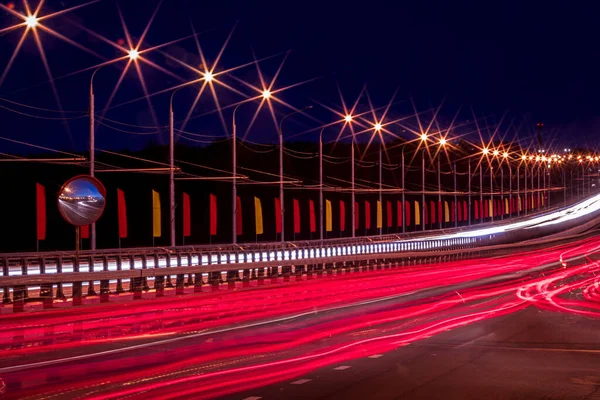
xmin=0 ymin=137 xmax=576 ymax=253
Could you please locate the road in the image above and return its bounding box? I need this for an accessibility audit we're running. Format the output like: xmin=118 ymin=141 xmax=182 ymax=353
xmin=1 ymin=235 xmax=600 ymax=399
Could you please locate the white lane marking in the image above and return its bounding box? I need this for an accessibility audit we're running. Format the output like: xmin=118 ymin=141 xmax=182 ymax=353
xmin=0 ymin=289 xmax=418 ymax=374
xmin=291 ymin=379 xmax=311 ymax=385
xmin=368 ymin=354 xmax=383 ymax=359
xmin=333 ymin=365 xmax=351 ymax=370
xmin=242 ymin=397 xmax=262 ymax=400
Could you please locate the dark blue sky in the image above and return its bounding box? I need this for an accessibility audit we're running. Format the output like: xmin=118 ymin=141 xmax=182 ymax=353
xmin=0 ymin=0 xmax=598 ymax=153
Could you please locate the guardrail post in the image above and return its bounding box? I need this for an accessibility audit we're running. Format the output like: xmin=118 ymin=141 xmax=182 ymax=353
xmin=72 ymin=255 xmax=82 ymax=306
xmin=165 ymin=254 xmax=174 ymax=288
xmin=55 ymin=256 xmax=65 ymax=300
xmin=39 ymin=257 xmax=53 ymax=309
xmin=141 ymin=255 xmax=150 ymax=291
xmin=115 ymin=255 xmax=124 ymax=293
xmin=194 ymin=272 xmax=203 ymax=293
xmin=2 ymin=257 xmax=9 ymax=304
xmin=100 ymin=255 xmax=110 ymax=302
xmin=87 ymin=255 xmax=97 ymax=296
xmin=186 ymin=253 xmax=193 ymax=286
xmin=242 ymin=268 xmax=251 ymax=287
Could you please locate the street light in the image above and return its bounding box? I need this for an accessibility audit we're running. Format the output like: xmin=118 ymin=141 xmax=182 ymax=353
xmin=262 ymin=89 xmax=272 ymax=99
xmin=25 ymin=15 xmax=38 ymax=28
xmin=204 ymin=71 xmax=214 ymax=82
xmin=344 ymin=114 xmax=353 ymax=123
xmin=278 ymin=106 xmax=312 ymax=242
xmin=420 ymin=133 xmax=428 ymax=141
xmin=128 ymin=49 xmax=139 ymax=60
xmin=374 ymin=123 xmax=383 ymax=236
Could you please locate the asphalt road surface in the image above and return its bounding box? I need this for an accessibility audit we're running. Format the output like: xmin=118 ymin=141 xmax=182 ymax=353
xmin=2 ymin=236 xmax=600 ymax=399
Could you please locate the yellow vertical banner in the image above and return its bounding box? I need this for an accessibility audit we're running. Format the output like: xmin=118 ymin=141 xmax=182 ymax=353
xmin=518 ymin=196 xmax=522 ymax=211
xmin=541 ymin=193 xmax=545 ymax=206
xmin=254 ymin=197 xmax=263 ymax=235
xmin=531 ymin=196 xmax=534 ymax=208
xmin=489 ymin=198 xmax=494 ymax=217
xmin=376 ymin=200 xmax=382 ymax=228
xmin=444 ymin=201 xmax=450 ymax=222
xmin=326 ymin=199 xmax=333 ymax=232
xmin=414 ymin=201 xmax=421 ymax=225
xmin=152 ymin=190 xmax=161 ymax=237
xmin=505 ymin=198 xmax=509 ymax=214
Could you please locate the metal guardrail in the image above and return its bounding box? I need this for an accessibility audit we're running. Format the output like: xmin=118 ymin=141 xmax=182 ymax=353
xmin=1 ymin=199 xmax=597 ymax=310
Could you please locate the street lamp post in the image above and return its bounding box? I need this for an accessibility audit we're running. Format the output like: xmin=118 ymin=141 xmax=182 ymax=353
xmin=379 ymin=141 xmax=383 ymax=236
xmin=453 ymin=161 xmax=457 ymax=228
xmin=89 ymin=67 xmax=103 ymax=250
xmin=319 ymin=127 xmax=325 ymax=243
xmin=278 ymin=106 xmax=311 ymax=243
xmin=437 ymin=156 xmax=442 ymax=230
xmin=401 ymin=148 xmax=405 ymax=233
xmin=468 ymin=159 xmax=471 ymax=226
xmin=479 ymin=162 xmax=483 ymax=224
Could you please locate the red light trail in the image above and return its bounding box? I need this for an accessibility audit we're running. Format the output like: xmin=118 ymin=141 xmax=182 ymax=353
xmin=2 ymin=236 xmax=600 ymax=399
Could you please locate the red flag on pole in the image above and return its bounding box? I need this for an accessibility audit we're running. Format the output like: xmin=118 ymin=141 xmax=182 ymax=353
xmin=463 ymin=201 xmax=467 ymax=222
xmin=236 ymin=196 xmax=242 ymax=235
xmin=117 ymin=188 xmax=128 ymax=239
xmin=364 ymin=201 xmax=371 ymax=229
xmin=474 ymin=200 xmax=479 ymax=220
xmin=386 ymin=201 xmax=392 ymax=228
xmin=36 ymin=183 xmax=46 ymax=241
xmin=309 ymin=199 xmax=316 ymax=233
xmin=396 ymin=200 xmax=402 ymax=227
xmin=81 ymin=225 xmax=90 ymax=239
xmin=339 ymin=200 xmax=346 ymax=231
xmin=183 ymin=192 xmax=191 ymax=237
xmin=484 ymin=199 xmax=489 ymax=218
xmin=430 ymin=201 xmax=436 ymax=224
xmin=354 ymin=202 xmax=359 ymax=230
xmin=275 ymin=198 xmax=282 ymax=233
xmin=405 ymin=201 xmax=411 ymax=226
xmin=209 ymin=194 xmax=217 ymax=236
xmin=293 ymin=199 xmax=301 ymax=233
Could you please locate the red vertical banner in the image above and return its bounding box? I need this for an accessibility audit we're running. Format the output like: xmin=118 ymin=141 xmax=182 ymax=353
xmin=484 ymin=200 xmax=489 ymax=218
xmin=117 ymin=188 xmax=128 ymax=238
xmin=430 ymin=201 xmax=436 ymax=224
xmin=36 ymin=183 xmax=46 ymax=241
xmin=474 ymin=200 xmax=479 ymax=220
xmin=339 ymin=200 xmax=346 ymax=231
xmin=364 ymin=201 xmax=371 ymax=229
xmin=293 ymin=199 xmax=301 ymax=234
xmin=354 ymin=202 xmax=359 ymax=230
xmin=274 ymin=198 xmax=282 ymax=233
xmin=405 ymin=201 xmax=411 ymax=226
xmin=396 ymin=200 xmax=402 ymax=227
xmin=182 ymin=192 xmax=191 ymax=238
xmin=451 ymin=201 xmax=456 ymax=222
xmin=236 ymin=196 xmax=242 ymax=235
xmin=386 ymin=201 xmax=392 ymax=228
xmin=81 ymin=225 xmax=90 ymax=239
xmin=209 ymin=194 xmax=217 ymax=236
xmin=437 ymin=200 xmax=442 ymax=224
xmin=463 ymin=201 xmax=467 ymax=221
xmin=309 ymin=200 xmax=316 ymax=233
xmin=457 ymin=200 xmax=463 ymax=221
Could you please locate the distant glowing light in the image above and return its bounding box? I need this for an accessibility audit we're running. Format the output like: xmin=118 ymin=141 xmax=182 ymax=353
xmin=439 ymin=138 xmax=447 ymax=146
xmin=420 ymin=133 xmax=428 ymax=141
xmin=262 ymin=89 xmax=271 ymax=99
xmin=128 ymin=49 xmax=139 ymax=60
xmin=521 ymin=155 xmax=527 ymax=160
xmin=344 ymin=114 xmax=353 ymax=123
xmin=203 ymin=71 xmax=214 ymax=82
xmin=503 ymin=152 xmax=508 ymax=158
xmin=529 ymin=156 xmax=534 ymax=160
xmin=536 ymin=156 xmax=541 ymax=162
xmin=374 ymin=123 xmax=382 ymax=131
xmin=482 ymin=148 xmax=489 ymax=155
xmin=25 ymin=15 xmax=38 ymax=28
xmin=493 ymin=149 xmax=499 ymax=156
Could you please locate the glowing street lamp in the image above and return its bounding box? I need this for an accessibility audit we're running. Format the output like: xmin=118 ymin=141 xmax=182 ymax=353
xmin=420 ymin=133 xmax=428 ymax=141
xmin=482 ymin=147 xmax=489 ymax=155
xmin=203 ymin=70 xmax=214 ymax=82
xmin=127 ymin=48 xmax=139 ymax=60
xmin=25 ymin=14 xmax=38 ymax=28
xmin=262 ymin=89 xmax=271 ymax=99
xmin=493 ymin=149 xmax=499 ymax=157
xmin=344 ymin=114 xmax=353 ymax=123
xmin=503 ymin=152 xmax=509 ymax=159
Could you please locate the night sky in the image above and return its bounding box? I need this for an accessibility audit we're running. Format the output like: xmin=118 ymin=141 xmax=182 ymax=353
xmin=1 ymin=0 xmax=598 ymax=154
